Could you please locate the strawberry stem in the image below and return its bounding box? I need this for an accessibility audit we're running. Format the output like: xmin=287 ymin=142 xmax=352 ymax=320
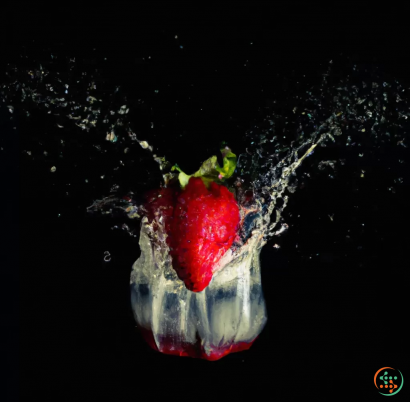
xmin=171 ymin=147 xmax=237 ymax=190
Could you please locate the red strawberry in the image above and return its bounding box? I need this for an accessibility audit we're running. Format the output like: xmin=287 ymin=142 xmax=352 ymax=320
xmin=167 ymin=177 xmax=240 ymax=292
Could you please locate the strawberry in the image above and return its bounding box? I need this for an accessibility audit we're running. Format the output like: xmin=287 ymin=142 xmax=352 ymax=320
xmin=168 ymin=177 xmax=240 ymax=292
xmin=143 ymin=146 xmax=240 ymax=292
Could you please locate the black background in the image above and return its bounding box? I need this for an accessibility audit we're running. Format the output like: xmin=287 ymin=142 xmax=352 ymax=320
xmin=3 ymin=4 xmax=410 ymax=401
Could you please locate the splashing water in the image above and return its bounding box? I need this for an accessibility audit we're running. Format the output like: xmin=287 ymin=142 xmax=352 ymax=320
xmin=6 ymin=45 xmax=410 ymax=360
xmin=3 ymin=51 xmax=409 ymax=257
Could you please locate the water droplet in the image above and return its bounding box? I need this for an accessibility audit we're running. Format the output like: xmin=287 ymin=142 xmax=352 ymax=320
xmin=103 ymin=251 xmax=111 ymax=262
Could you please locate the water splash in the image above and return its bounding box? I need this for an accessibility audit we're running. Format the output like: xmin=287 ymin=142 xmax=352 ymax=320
xmin=3 ymin=51 xmax=409 ymax=253
xmin=234 ymin=62 xmax=409 ymax=244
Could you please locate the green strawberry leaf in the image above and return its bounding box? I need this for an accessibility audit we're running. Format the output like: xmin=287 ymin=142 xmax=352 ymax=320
xmin=171 ymin=146 xmax=237 ymax=189
xmin=215 ymin=147 xmax=237 ymax=179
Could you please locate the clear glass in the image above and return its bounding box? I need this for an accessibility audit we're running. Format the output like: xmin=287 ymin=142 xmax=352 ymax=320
xmin=130 ymin=217 xmax=267 ymax=361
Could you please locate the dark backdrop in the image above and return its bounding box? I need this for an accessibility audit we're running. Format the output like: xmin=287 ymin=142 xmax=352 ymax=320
xmin=3 ymin=5 xmax=410 ymax=401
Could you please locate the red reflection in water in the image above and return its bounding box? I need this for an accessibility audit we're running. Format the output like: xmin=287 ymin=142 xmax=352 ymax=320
xmin=139 ymin=327 xmax=256 ymax=361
